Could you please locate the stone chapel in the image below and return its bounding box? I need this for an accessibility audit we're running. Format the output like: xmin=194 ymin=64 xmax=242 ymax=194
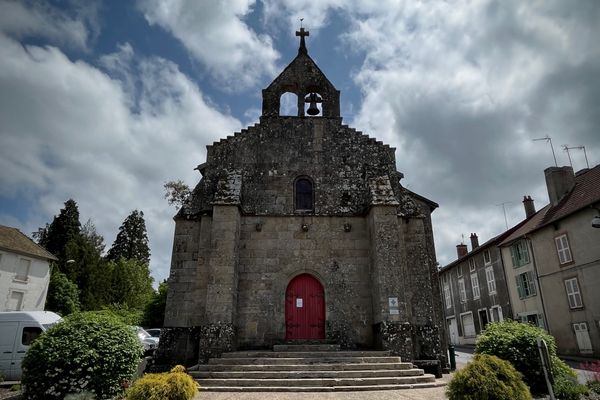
xmin=157 ymin=30 xmax=447 ymax=370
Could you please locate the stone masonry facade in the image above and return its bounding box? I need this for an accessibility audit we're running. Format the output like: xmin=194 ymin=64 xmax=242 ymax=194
xmin=155 ymin=33 xmax=447 ymax=369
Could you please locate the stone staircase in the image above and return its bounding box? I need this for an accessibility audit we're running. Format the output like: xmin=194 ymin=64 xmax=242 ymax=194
xmin=190 ymin=344 xmax=444 ymax=392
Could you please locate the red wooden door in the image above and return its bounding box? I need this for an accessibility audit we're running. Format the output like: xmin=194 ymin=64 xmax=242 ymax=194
xmin=285 ymin=274 xmax=325 ymax=340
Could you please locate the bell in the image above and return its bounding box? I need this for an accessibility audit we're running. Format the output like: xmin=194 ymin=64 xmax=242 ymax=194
xmin=305 ymin=93 xmax=322 ymax=116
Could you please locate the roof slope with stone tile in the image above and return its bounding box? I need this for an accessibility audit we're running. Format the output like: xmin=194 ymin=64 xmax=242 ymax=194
xmin=0 ymin=224 xmax=58 ymax=261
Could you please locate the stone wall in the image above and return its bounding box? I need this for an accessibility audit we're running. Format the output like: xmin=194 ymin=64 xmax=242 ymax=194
xmin=235 ymin=215 xmax=373 ymax=349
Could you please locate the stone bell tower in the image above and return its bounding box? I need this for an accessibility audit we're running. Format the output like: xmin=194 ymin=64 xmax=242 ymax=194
xmin=156 ymin=28 xmax=447 ymax=373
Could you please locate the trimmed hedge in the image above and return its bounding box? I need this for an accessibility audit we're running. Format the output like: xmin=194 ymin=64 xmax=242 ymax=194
xmin=447 ymin=354 xmax=532 ymax=400
xmin=22 ymin=312 xmax=143 ymax=399
xmin=125 ymin=365 xmax=197 ymax=400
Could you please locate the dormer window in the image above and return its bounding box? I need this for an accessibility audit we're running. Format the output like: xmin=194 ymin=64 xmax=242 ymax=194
xmin=295 ymin=177 xmax=314 ymax=211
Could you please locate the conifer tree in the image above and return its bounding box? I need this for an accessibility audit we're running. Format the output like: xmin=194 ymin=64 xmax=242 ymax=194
xmin=37 ymin=199 xmax=81 ymax=264
xmin=107 ymin=210 xmax=151 ymax=265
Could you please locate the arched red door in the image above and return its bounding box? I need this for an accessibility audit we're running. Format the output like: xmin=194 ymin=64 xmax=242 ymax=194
xmin=285 ymin=274 xmax=325 ymax=340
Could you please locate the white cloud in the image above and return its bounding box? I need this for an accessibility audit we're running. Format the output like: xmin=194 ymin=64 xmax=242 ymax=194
xmin=263 ymin=0 xmax=600 ymax=265
xmin=0 ymin=32 xmax=241 ymax=283
xmin=0 ymin=0 xmax=98 ymax=50
xmin=138 ymin=0 xmax=279 ymax=90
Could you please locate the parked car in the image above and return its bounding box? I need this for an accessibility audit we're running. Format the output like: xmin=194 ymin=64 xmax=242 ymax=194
xmin=0 ymin=311 xmax=62 ymax=380
xmin=145 ymin=328 xmax=161 ymax=338
xmin=133 ymin=326 xmax=159 ymax=355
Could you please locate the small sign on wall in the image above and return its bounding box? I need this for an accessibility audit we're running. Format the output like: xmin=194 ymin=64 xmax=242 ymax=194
xmin=296 ymin=298 xmax=303 ymax=308
xmin=389 ymin=297 xmax=399 ymax=315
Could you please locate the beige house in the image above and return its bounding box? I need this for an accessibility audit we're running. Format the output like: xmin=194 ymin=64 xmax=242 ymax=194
xmin=500 ymin=165 xmax=600 ymax=357
xmin=0 ymin=225 xmax=57 ymax=311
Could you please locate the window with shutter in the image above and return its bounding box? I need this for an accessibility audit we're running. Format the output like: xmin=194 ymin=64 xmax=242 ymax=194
xmin=471 ymin=273 xmax=480 ymax=299
xmin=555 ymin=234 xmax=573 ymax=265
xmin=564 ymin=278 xmax=583 ymax=309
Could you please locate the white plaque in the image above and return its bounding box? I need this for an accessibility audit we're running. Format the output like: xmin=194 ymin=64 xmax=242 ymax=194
xmin=389 ymin=297 xmax=399 ymax=315
xmin=296 ymin=298 xmax=303 ymax=308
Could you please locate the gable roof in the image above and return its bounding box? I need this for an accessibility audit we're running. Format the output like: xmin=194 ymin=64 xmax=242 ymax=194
xmin=439 ymin=214 xmax=532 ymax=273
xmin=0 ymin=225 xmax=58 ymax=261
xmin=500 ymin=164 xmax=600 ymax=246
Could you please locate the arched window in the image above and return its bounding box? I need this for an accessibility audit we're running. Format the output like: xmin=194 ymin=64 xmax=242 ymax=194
xmin=280 ymin=92 xmax=298 ymax=116
xmin=295 ymin=177 xmax=313 ymax=211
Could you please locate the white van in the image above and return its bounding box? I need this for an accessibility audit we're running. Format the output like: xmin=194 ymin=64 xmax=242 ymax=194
xmin=0 ymin=311 xmax=62 ymax=381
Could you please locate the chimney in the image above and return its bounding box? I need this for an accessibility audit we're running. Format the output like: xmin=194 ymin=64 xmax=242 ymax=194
xmin=470 ymin=233 xmax=479 ymax=250
xmin=523 ymin=196 xmax=536 ymax=218
xmin=456 ymin=243 xmax=468 ymax=258
xmin=545 ymin=166 xmax=575 ymax=206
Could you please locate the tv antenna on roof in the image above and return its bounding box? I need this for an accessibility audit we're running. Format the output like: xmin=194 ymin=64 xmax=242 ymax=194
xmin=496 ymin=201 xmax=513 ymax=230
xmin=533 ymin=136 xmax=557 ymax=167
xmin=563 ymin=145 xmax=590 ymax=169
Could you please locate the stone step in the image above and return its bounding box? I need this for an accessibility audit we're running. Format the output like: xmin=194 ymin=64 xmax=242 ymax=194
xmin=198 ymin=375 xmax=437 ymax=388
xmin=194 ymin=362 xmax=414 ymax=372
xmin=191 ymin=368 xmax=425 ymax=379
xmin=221 ymin=350 xmax=391 ymax=358
xmin=198 ymin=382 xmax=445 ymax=392
xmin=209 ymin=356 xmax=402 ymax=365
xmin=273 ymin=344 xmax=340 ymax=352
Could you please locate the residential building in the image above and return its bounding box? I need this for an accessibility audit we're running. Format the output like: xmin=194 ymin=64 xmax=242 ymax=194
xmin=439 ymin=229 xmax=519 ymax=345
xmin=0 ymin=225 xmax=57 ymax=311
xmin=500 ymin=165 xmax=600 ymax=357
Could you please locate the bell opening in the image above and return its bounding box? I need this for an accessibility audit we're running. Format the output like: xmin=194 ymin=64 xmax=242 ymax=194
xmin=304 ymin=93 xmax=323 ymax=117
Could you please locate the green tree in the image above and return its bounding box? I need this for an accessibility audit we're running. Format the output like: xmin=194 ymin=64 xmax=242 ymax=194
xmin=107 ymin=210 xmax=150 ymax=265
xmin=37 ymin=199 xmax=81 ymax=265
xmin=110 ymin=258 xmax=154 ymax=310
xmin=163 ymin=180 xmax=191 ymax=208
xmin=142 ymin=280 xmax=168 ymax=328
xmin=81 ymin=218 xmax=105 ymax=255
xmin=45 ymin=265 xmax=80 ymax=316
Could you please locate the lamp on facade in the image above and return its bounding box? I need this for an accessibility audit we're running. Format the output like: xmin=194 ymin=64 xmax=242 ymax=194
xmin=593 ymin=206 xmax=600 ymax=229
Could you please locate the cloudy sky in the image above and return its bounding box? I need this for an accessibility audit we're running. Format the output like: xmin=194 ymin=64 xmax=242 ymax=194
xmin=1 ymin=0 xmax=599 ymax=284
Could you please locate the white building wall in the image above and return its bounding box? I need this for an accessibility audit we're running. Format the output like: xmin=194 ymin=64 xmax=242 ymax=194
xmin=0 ymin=250 xmax=50 ymax=311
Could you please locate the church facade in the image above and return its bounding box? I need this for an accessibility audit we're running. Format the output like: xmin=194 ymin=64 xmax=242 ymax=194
xmin=158 ymin=31 xmax=447 ymax=368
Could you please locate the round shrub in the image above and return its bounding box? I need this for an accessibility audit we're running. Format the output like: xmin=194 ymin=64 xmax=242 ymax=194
xmin=476 ymin=320 xmax=585 ymax=397
xmin=476 ymin=320 xmax=553 ymax=394
xmin=447 ymin=354 xmax=532 ymax=400
xmin=126 ymin=365 xmax=197 ymax=400
xmin=22 ymin=312 xmax=143 ymax=399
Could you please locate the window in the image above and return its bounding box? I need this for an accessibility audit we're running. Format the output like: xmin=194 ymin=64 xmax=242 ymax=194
xmin=294 ymin=177 xmax=313 ymax=211
xmin=15 ymin=258 xmax=31 ymax=281
xmin=461 ymin=312 xmax=476 ymax=337
xmin=483 ymin=250 xmax=491 ymax=265
xmin=471 ymin=273 xmax=480 ymax=299
xmin=516 ymin=271 xmax=537 ymax=299
xmin=486 ymin=266 xmax=496 ymax=295
xmin=520 ymin=313 xmax=542 ymax=327
xmin=457 ymin=265 xmax=463 ymax=278
xmin=490 ymin=305 xmax=504 ymax=322
xmin=555 ymin=234 xmax=573 ymax=265
xmin=444 ymin=284 xmax=452 ymax=309
xmin=22 ymin=327 xmax=43 ymax=346
xmin=469 ymin=258 xmax=476 ymax=272
xmin=510 ymin=240 xmax=530 ymax=267
xmin=564 ymin=278 xmax=583 ymax=309
xmin=458 ymin=278 xmax=467 ymax=303
xmin=7 ymin=291 xmax=24 ymax=311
